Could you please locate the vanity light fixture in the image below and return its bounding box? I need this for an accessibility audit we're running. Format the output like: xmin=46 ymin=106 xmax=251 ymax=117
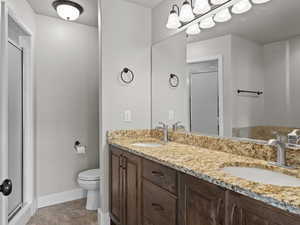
xmin=166 ymin=5 xmax=181 ymax=29
xmin=193 ymin=0 xmax=211 ymax=15
xmin=232 ymin=0 xmax=252 ymax=14
xmin=252 ymin=0 xmax=271 ymax=4
xmin=179 ymin=0 xmax=195 ymax=22
xmin=200 ymin=17 xmax=216 ymax=29
xmin=52 ymin=0 xmax=83 ymax=21
xmin=211 ymin=0 xmax=228 ymax=5
xmin=166 ymin=0 xmax=273 ymax=36
xmin=186 ymin=23 xmax=201 ymax=35
xmin=214 ymin=8 xmax=232 ymax=22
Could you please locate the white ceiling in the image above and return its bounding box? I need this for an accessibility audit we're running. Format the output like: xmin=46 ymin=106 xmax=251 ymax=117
xmin=26 ymin=0 xmax=98 ymax=27
xmin=188 ymin=0 xmax=300 ymax=44
xmin=123 ymin=0 xmax=164 ymax=8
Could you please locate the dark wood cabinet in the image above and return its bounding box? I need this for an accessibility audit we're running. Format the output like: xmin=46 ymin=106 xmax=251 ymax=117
xmin=143 ymin=159 xmax=177 ymax=194
xmin=226 ymin=191 xmax=300 ymax=225
xmin=109 ymin=145 xmax=300 ymax=225
xmin=110 ymin=146 xmax=142 ymax=225
xmin=179 ymin=173 xmax=225 ymax=225
xmin=143 ymin=179 xmax=177 ymax=225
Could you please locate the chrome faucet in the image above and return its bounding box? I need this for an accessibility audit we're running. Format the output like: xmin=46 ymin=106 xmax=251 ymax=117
xmin=268 ymin=134 xmax=287 ymax=167
xmin=172 ymin=121 xmax=185 ymax=132
xmin=157 ymin=122 xmax=168 ymax=143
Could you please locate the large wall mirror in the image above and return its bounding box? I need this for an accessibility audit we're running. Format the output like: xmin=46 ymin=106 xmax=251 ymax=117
xmin=151 ymin=0 xmax=300 ymax=142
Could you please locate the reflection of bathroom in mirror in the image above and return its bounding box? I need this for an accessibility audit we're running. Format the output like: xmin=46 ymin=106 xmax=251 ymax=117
xmin=151 ymin=0 xmax=300 ymax=142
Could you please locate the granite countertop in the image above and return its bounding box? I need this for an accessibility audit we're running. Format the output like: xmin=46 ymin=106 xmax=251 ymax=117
xmin=108 ymin=136 xmax=300 ymax=215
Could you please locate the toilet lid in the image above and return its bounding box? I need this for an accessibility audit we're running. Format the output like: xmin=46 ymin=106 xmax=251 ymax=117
xmin=78 ymin=169 xmax=100 ymax=181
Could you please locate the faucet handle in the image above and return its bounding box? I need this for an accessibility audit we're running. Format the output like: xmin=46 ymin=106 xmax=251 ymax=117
xmin=158 ymin=122 xmax=168 ymax=129
xmin=172 ymin=121 xmax=185 ymax=131
xmin=268 ymin=139 xmax=278 ymax=146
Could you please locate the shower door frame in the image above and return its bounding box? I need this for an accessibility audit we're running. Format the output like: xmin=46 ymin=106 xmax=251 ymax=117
xmin=187 ymin=55 xmax=224 ymax=137
xmin=7 ymin=39 xmax=24 ymax=221
xmin=0 ymin=2 xmax=35 ymax=225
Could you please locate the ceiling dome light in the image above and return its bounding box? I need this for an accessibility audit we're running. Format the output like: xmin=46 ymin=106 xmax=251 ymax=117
xmin=211 ymin=0 xmax=228 ymax=5
xmin=193 ymin=0 xmax=211 ymax=15
xmin=214 ymin=8 xmax=232 ymax=22
xmin=232 ymin=0 xmax=252 ymax=14
xmin=186 ymin=23 xmax=201 ymax=35
xmin=200 ymin=17 xmax=216 ymax=29
xmin=52 ymin=0 xmax=83 ymax=21
xmin=252 ymin=0 xmax=271 ymax=4
xmin=179 ymin=0 xmax=195 ymax=23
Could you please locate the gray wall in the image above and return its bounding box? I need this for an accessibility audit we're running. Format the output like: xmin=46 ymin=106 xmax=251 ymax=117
xmin=264 ymin=36 xmax=300 ymax=127
xmin=35 ymin=15 xmax=99 ymax=197
xmin=99 ymin=0 xmax=151 ymax=222
xmin=231 ymin=35 xmax=265 ymax=129
xmin=152 ymin=32 xmax=189 ymax=129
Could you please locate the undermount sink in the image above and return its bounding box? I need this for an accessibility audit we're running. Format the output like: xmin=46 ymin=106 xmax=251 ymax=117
xmin=221 ymin=167 xmax=300 ymax=187
xmin=131 ymin=142 xmax=163 ymax=148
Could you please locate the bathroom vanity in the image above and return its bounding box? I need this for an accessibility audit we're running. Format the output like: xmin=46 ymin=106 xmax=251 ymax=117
xmin=108 ymin=130 xmax=300 ymax=225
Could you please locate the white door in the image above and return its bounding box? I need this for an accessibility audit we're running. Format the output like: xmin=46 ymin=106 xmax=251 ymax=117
xmin=190 ymin=71 xmax=219 ymax=135
xmin=0 ymin=2 xmax=11 ymax=225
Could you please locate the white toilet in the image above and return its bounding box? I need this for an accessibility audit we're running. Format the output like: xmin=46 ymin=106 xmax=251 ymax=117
xmin=78 ymin=169 xmax=100 ymax=210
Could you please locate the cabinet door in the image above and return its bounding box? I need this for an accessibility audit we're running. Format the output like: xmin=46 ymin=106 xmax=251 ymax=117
xmin=123 ymin=152 xmax=142 ymax=225
xmin=110 ymin=147 xmax=123 ymax=225
xmin=226 ymin=191 xmax=300 ymax=225
xmin=179 ymin=173 xmax=225 ymax=225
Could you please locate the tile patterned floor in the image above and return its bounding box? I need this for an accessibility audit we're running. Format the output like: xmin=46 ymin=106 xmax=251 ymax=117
xmin=27 ymin=199 xmax=98 ymax=225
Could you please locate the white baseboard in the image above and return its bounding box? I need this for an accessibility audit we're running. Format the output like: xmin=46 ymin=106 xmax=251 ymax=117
xmin=99 ymin=210 xmax=110 ymax=225
xmin=9 ymin=203 xmax=34 ymax=225
xmin=37 ymin=188 xmax=87 ymax=208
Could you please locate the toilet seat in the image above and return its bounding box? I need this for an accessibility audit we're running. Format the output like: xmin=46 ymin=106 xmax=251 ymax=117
xmin=78 ymin=169 xmax=100 ymax=181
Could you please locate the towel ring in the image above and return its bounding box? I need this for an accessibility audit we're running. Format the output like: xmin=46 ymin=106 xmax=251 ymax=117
xmin=121 ymin=67 xmax=134 ymax=84
xmin=169 ymin=74 xmax=179 ymax=88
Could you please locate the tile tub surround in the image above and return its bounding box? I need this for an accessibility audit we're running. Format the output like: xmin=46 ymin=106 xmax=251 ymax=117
xmin=108 ymin=129 xmax=300 ymax=215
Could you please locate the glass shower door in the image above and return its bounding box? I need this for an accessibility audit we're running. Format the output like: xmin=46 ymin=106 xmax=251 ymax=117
xmin=7 ymin=40 xmax=23 ymax=219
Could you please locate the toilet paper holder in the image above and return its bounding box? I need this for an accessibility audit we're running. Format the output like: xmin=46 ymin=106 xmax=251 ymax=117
xmin=74 ymin=141 xmax=86 ymax=154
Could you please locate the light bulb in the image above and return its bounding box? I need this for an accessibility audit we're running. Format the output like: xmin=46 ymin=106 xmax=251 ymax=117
xmin=232 ymin=0 xmax=252 ymax=14
xmin=179 ymin=1 xmax=195 ymax=22
xmin=193 ymin=0 xmax=211 ymax=15
xmin=166 ymin=10 xmax=181 ymax=29
xmin=211 ymin=0 xmax=227 ymax=5
xmin=200 ymin=17 xmax=216 ymax=29
xmin=56 ymin=4 xmax=80 ymax=21
xmin=214 ymin=8 xmax=232 ymax=22
xmin=186 ymin=23 xmax=201 ymax=35
xmin=252 ymin=0 xmax=271 ymax=4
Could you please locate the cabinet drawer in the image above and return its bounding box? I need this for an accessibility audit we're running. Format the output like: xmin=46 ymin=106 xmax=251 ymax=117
xmin=143 ymin=159 xmax=177 ymax=194
xmin=143 ymin=179 xmax=177 ymax=225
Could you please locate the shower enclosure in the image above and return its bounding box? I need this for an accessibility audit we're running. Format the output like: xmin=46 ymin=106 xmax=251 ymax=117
xmin=7 ymin=39 xmax=24 ymax=220
xmin=1 ymin=4 xmax=34 ymax=224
